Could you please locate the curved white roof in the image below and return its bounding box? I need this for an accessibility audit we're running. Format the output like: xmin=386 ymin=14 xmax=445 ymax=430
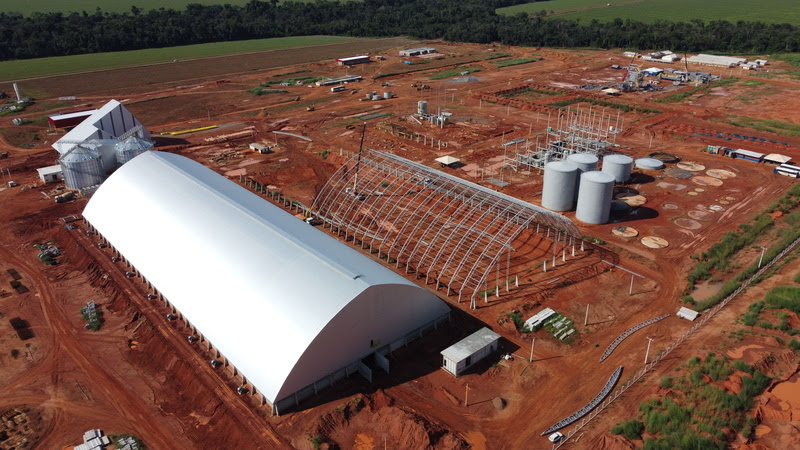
xmin=83 ymin=152 xmax=449 ymax=404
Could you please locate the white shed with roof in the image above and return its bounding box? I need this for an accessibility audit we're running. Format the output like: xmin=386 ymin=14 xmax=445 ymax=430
xmin=441 ymin=328 xmax=500 ymax=376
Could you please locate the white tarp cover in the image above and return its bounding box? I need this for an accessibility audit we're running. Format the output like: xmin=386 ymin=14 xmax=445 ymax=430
xmin=435 ymin=155 xmax=460 ymax=165
xmin=83 ymin=151 xmax=449 ymax=404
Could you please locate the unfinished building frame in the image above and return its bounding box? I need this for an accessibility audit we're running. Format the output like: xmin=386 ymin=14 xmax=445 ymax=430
xmin=312 ymin=149 xmax=581 ymax=308
xmin=505 ymin=106 xmax=622 ymax=172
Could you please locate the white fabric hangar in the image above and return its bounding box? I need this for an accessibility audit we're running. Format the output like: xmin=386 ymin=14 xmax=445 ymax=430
xmin=83 ymin=151 xmax=450 ymax=410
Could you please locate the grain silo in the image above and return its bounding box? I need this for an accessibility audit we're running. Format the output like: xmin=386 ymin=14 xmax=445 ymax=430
xmin=566 ymin=153 xmax=599 ymax=200
xmin=115 ymin=136 xmax=154 ymax=165
xmin=576 ymin=171 xmax=615 ymax=224
xmin=635 ymin=157 xmax=665 ymax=171
xmin=58 ymin=145 xmax=105 ymax=190
xmin=542 ymin=161 xmax=578 ymax=211
xmin=602 ymin=154 xmax=633 ymax=183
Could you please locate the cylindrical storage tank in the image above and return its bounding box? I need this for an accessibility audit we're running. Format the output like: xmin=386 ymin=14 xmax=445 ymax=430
xmin=365 ymin=93 xmax=372 ymax=100
xmin=372 ymin=94 xmax=381 ymax=101
xmin=576 ymin=171 xmax=615 ymax=224
xmin=383 ymin=91 xmax=392 ymax=99
xmin=567 ymin=153 xmax=599 ymax=173
xmin=567 ymin=153 xmax=599 ymax=200
xmin=542 ymin=161 xmax=578 ymax=211
xmin=635 ymin=157 xmax=665 ymax=171
xmin=602 ymin=154 xmax=634 ymax=183
xmin=115 ymin=136 xmax=154 ymax=165
xmin=417 ymin=100 xmax=428 ymax=115
xmin=59 ymin=145 xmax=104 ymax=190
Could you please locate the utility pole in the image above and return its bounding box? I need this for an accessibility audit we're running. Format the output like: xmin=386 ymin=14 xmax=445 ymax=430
xmin=464 ymin=383 xmax=469 ymax=407
xmin=529 ymin=337 xmax=535 ymax=362
xmin=584 ymin=304 xmax=589 ymax=326
xmin=758 ymin=246 xmax=766 ymax=269
xmin=644 ymin=337 xmax=654 ymax=364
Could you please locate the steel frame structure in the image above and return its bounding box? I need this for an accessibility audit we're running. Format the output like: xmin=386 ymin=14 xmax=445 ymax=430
xmin=504 ymin=106 xmax=622 ymax=172
xmin=312 ymin=150 xmax=580 ymax=308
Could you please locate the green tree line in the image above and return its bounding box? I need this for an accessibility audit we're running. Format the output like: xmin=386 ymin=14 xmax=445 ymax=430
xmin=1 ymin=0 xmax=800 ymax=61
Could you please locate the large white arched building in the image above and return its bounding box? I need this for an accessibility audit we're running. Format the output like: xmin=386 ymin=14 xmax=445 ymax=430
xmin=82 ymin=151 xmax=450 ymax=412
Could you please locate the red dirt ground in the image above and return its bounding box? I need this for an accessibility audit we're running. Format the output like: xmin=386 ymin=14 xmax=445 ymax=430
xmin=1 ymin=41 xmax=799 ymax=449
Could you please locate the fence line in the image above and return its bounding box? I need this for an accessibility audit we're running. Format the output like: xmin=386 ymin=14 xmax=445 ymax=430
xmin=552 ymin=236 xmax=800 ymax=448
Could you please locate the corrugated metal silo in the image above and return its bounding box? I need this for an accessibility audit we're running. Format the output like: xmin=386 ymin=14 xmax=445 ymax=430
xmin=116 ymin=136 xmax=154 ymax=165
xmin=566 ymin=153 xmax=599 ymax=200
xmin=417 ymin=100 xmax=428 ymax=115
xmin=602 ymin=154 xmax=633 ymax=183
xmin=576 ymin=171 xmax=615 ymax=224
xmin=59 ymin=145 xmax=105 ymax=190
xmin=542 ymin=161 xmax=578 ymax=211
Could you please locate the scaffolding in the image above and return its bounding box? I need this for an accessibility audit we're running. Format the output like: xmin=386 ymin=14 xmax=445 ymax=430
xmin=312 ymin=150 xmax=581 ymax=308
xmin=504 ymin=106 xmax=622 ymax=172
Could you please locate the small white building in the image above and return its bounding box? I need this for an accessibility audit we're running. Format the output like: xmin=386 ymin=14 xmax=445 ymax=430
xmin=36 ymin=165 xmax=64 ymax=183
xmin=677 ymin=306 xmax=699 ymax=321
xmin=400 ymin=47 xmax=437 ymax=57
xmin=687 ymin=54 xmax=747 ymax=68
xmin=441 ymin=328 xmax=500 ymax=376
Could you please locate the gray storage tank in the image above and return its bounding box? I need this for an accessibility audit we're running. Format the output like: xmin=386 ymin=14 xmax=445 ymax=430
xmin=602 ymin=154 xmax=633 ymax=183
xmin=566 ymin=153 xmax=599 ymax=173
xmin=542 ymin=161 xmax=578 ymax=211
xmin=576 ymin=171 xmax=615 ymax=224
xmin=635 ymin=157 xmax=665 ymax=171
xmin=59 ymin=145 xmax=105 ymax=190
xmin=417 ymin=100 xmax=428 ymax=115
xmin=115 ymin=136 xmax=154 ymax=165
xmin=566 ymin=153 xmax=599 ymax=200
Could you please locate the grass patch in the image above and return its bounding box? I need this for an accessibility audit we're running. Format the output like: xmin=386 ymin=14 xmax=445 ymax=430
xmin=724 ymin=116 xmax=800 ymax=137
xmin=492 ymin=57 xmax=540 ymax=68
xmin=656 ymin=77 xmax=739 ymax=103
xmin=429 ymin=66 xmax=481 ymax=80
xmin=0 ymin=35 xmax=356 ymax=81
xmin=498 ymin=0 xmax=800 ymax=25
xmin=612 ymin=353 xmax=769 ymax=448
xmin=549 ymin=96 xmax=660 ymax=115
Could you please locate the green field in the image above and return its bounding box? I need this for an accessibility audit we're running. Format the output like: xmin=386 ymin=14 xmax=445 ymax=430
xmin=497 ymin=0 xmax=800 ymax=24
xmin=0 ymin=0 xmax=360 ymax=15
xmin=0 ymin=36 xmax=355 ymax=82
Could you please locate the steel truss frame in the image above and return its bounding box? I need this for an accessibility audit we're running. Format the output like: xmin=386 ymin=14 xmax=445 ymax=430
xmin=312 ymin=150 xmax=580 ymax=307
xmin=505 ymin=106 xmax=622 ymax=172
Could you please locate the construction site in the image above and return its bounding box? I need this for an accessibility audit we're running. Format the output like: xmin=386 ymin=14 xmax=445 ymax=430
xmin=1 ymin=39 xmax=800 ymax=449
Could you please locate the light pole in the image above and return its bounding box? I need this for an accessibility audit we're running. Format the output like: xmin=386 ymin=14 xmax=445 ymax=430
xmin=529 ymin=337 xmax=535 ymax=362
xmin=644 ymin=337 xmax=654 ymax=364
xmin=758 ymin=246 xmax=766 ymax=269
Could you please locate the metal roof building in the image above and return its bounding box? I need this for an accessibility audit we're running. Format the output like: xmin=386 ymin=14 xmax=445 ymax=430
xmin=82 ymin=151 xmax=450 ymax=413
xmin=687 ymin=54 xmax=747 ymax=68
xmin=53 ymin=99 xmax=149 ymax=155
xmin=441 ymin=327 xmax=500 ymax=376
xmin=48 ymin=110 xmax=97 ymax=129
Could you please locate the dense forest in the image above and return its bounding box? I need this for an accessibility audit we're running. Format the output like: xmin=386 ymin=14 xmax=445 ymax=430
xmin=1 ymin=0 xmax=799 ymax=61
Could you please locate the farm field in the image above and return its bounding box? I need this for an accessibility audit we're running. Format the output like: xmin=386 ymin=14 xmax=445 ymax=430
xmin=497 ymin=0 xmax=800 ymax=24
xmin=0 ymin=36 xmax=357 ymax=82
xmin=0 ymin=0 xmax=357 ymax=16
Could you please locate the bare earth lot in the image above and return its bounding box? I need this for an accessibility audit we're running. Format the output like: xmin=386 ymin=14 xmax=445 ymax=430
xmin=1 ymin=40 xmax=800 ymax=449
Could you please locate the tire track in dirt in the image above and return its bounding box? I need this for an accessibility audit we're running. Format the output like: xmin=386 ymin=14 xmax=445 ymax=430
xmin=0 ymin=244 xmax=178 ymax=448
